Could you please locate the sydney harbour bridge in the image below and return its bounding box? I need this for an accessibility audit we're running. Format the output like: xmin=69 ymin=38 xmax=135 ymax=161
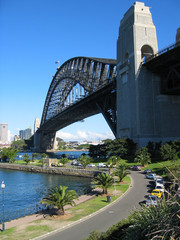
xmin=34 ymin=2 xmax=180 ymax=152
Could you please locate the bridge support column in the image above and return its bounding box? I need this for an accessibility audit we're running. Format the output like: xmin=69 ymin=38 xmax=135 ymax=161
xmin=34 ymin=130 xmax=56 ymax=152
xmin=116 ymin=2 xmax=159 ymax=147
xmin=117 ymin=2 xmax=180 ymax=147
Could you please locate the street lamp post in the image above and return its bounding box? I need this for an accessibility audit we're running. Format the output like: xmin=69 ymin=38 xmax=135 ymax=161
xmin=1 ymin=180 xmax=5 ymax=232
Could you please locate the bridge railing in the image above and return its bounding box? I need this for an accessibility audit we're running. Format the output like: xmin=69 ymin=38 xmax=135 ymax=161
xmin=144 ymin=40 xmax=180 ymax=63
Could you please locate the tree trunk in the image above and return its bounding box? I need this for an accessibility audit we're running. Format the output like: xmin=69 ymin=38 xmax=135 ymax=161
xmin=57 ymin=208 xmax=65 ymax=215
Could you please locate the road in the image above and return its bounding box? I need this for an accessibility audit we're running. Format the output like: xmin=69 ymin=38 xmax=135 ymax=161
xmin=35 ymin=171 xmax=150 ymax=240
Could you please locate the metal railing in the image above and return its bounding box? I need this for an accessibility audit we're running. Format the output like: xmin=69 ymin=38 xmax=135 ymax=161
xmin=144 ymin=41 xmax=180 ymax=64
xmin=0 ymin=204 xmax=45 ymax=223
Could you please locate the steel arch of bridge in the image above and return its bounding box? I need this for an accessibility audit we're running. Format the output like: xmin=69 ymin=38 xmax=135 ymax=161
xmin=39 ymin=57 xmax=117 ymax=149
xmin=41 ymin=57 xmax=116 ymax=125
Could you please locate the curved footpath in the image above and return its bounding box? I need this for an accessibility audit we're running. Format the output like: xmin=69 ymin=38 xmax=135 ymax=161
xmin=33 ymin=171 xmax=150 ymax=240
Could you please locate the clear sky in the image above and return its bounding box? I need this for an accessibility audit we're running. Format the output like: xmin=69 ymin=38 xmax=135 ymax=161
xmin=0 ymin=0 xmax=180 ymax=142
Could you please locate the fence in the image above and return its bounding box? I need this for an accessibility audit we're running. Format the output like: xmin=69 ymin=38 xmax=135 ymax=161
xmin=0 ymin=204 xmax=46 ymax=223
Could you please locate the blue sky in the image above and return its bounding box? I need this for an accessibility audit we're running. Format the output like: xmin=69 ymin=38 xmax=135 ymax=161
xmin=0 ymin=0 xmax=180 ymax=142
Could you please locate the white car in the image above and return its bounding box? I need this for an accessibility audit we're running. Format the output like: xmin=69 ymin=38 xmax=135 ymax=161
xmin=97 ymin=163 xmax=106 ymax=168
xmin=155 ymin=178 xmax=164 ymax=187
xmin=87 ymin=163 xmax=95 ymax=167
xmin=155 ymin=184 xmax=165 ymax=193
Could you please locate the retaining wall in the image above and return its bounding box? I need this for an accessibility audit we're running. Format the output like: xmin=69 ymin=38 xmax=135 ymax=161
xmin=0 ymin=163 xmax=103 ymax=178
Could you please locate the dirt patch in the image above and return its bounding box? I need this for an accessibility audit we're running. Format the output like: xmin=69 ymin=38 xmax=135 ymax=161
xmin=47 ymin=213 xmax=74 ymax=220
xmin=120 ymin=181 xmax=129 ymax=184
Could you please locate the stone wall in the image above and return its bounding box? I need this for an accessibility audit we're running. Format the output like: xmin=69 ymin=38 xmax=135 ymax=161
xmin=0 ymin=163 xmax=103 ymax=178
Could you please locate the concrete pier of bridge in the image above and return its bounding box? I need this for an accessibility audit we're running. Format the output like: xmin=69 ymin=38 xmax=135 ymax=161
xmin=116 ymin=1 xmax=180 ymax=147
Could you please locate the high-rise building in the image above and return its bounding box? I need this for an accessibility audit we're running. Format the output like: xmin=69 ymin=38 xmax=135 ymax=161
xmin=34 ymin=118 xmax=40 ymax=134
xmin=19 ymin=127 xmax=32 ymax=140
xmin=0 ymin=123 xmax=8 ymax=143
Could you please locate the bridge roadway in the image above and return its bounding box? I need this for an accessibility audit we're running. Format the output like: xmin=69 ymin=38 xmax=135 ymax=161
xmin=35 ymin=171 xmax=150 ymax=240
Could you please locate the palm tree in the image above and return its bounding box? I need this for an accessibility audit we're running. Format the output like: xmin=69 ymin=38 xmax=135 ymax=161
xmin=40 ymin=185 xmax=77 ymax=215
xmin=93 ymin=173 xmax=114 ymax=195
xmin=113 ymin=164 xmax=129 ymax=182
xmin=135 ymin=147 xmax=151 ymax=166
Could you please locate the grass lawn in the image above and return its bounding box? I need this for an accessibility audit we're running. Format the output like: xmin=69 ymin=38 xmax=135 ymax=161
xmin=141 ymin=159 xmax=180 ymax=177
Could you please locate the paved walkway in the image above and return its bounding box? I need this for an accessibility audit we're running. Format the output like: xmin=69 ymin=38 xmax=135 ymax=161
xmin=3 ymin=188 xmax=102 ymax=230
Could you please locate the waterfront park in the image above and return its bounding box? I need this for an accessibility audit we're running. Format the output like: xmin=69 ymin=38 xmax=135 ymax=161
xmin=0 ymin=138 xmax=179 ymax=240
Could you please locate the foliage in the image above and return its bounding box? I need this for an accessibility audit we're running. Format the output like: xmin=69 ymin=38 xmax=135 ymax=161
xmin=125 ymin=196 xmax=180 ymax=240
xmin=113 ymin=164 xmax=130 ymax=182
xmin=92 ymin=173 xmax=114 ymax=195
xmin=1 ymin=147 xmax=17 ymax=162
xmin=56 ymin=137 xmax=67 ymax=150
xmin=88 ymin=144 xmax=108 ymax=160
xmin=106 ymin=138 xmax=136 ymax=158
xmin=24 ymin=153 xmax=30 ymax=165
xmin=77 ymin=154 xmax=92 ymax=169
xmin=88 ymin=138 xmax=136 ymax=161
xmin=160 ymin=142 xmax=178 ymax=162
xmin=40 ymin=185 xmax=77 ymax=215
xmin=41 ymin=153 xmax=48 ymax=159
xmin=59 ymin=157 xmax=69 ymax=166
xmin=33 ymin=153 xmax=40 ymax=160
xmin=61 ymin=153 xmax=69 ymax=158
xmin=107 ymin=156 xmax=121 ymax=168
xmin=146 ymin=141 xmax=162 ymax=159
xmin=77 ymin=144 xmax=90 ymax=150
xmin=11 ymin=140 xmax=27 ymax=151
xmin=134 ymin=147 xmax=151 ymax=166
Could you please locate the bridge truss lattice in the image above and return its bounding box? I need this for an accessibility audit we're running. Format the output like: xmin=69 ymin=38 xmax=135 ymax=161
xmin=41 ymin=57 xmax=117 ymax=134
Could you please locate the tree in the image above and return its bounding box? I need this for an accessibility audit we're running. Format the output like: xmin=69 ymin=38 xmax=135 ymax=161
xmin=40 ymin=185 xmax=77 ymax=215
xmin=1 ymin=147 xmax=17 ymax=162
xmin=160 ymin=143 xmax=178 ymax=162
xmin=33 ymin=153 xmax=40 ymax=160
xmin=77 ymin=155 xmax=92 ymax=169
xmin=60 ymin=157 xmax=69 ymax=167
xmin=41 ymin=153 xmax=48 ymax=159
xmin=11 ymin=140 xmax=27 ymax=151
xmin=24 ymin=153 xmax=30 ymax=165
xmin=107 ymin=156 xmax=121 ymax=168
xmin=92 ymin=173 xmax=114 ymax=195
xmin=135 ymin=147 xmax=151 ymax=166
xmin=106 ymin=138 xmax=136 ymax=158
xmin=113 ymin=164 xmax=129 ymax=182
xmin=56 ymin=138 xmax=66 ymax=150
xmin=88 ymin=144 xmax=108 ymax=160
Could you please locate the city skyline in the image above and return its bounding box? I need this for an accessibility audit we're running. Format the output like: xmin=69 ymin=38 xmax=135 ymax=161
xmin=1 ymin=0 xmax=180 ymax=142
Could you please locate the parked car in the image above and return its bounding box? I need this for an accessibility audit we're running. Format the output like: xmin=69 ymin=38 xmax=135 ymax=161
xmin=97 ymin=163 xmax=106 ymax=168
xmin=144 ymin=169 xmax=152 ymax=174
xmin=155 ymin=177 xmax=164 ymax=183
xmin=155 ymin=179 xmax=164 ymax=188
xmin=155 ymin=185 xmax=165 ymax=193
xmin=87 ymin=163 xmax=95 ymax=167
xmin=71 ymin=160 xmax=78 ymax=165
xmin=146 ymin=173 xmax=156 ymax=179
xmin=133 ymin=165 xmax=142 ymax=171
xmin=146 ymin=195 xmax=159 ymax=206
xmin=151 ymin=189 xmax=163 ymax=198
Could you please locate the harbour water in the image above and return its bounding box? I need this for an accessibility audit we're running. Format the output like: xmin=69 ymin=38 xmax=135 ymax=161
xmin=0 ymin=151 xmax=91 ymax=222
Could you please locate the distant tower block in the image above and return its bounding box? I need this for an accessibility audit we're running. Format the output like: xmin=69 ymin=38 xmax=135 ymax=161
xmin=0 ymin=123 xmax=8 ymax=143
xmin=34 ymin=118 xmax=40 ymax=134
xmin=116 ymin=2 xmax=159 ymax=146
